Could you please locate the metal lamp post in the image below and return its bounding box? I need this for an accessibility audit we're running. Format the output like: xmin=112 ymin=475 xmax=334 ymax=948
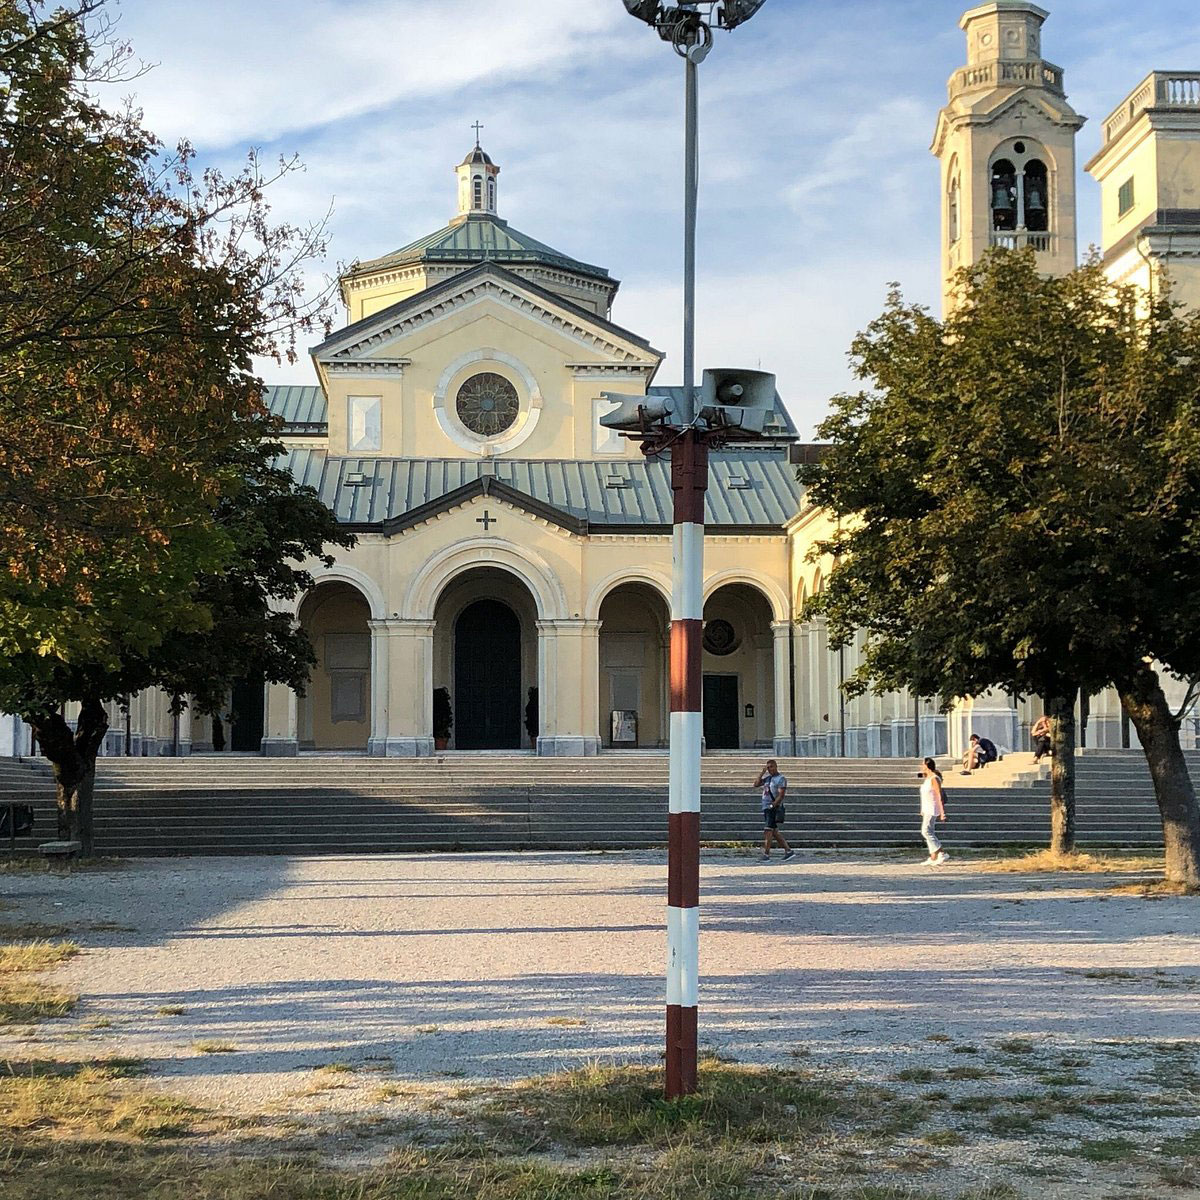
xmin=616 ymin=0 xmax=769 ymax=1100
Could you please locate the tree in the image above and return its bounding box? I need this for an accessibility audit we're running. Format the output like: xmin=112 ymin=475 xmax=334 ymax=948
xmin=804 ymin=250 xmax=1200 ymax=887
xmin=0 ymin=1 xmax=338 ymax=849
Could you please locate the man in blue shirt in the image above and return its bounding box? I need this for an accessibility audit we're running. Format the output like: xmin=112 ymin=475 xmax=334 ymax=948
xmin=753 ymin=759 xmax=795 ymax=863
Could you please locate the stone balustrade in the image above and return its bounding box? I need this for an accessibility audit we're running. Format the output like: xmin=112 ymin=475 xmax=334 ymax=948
xmin=949 ymin=58 xmax=1064 ymax=100
xmin=989 ymin=230 xmax=1054 ymax=252
xmin=1103 ymin=72 xmax=1200 ymax=145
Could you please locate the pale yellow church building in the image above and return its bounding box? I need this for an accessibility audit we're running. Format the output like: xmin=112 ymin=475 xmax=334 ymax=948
xmin=3 ymin=1 xmax=1199 ymax=762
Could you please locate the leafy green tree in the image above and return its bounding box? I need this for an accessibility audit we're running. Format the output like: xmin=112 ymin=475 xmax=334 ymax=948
xmin=805 ymin=250 xmax=1200 ymax=887
xmin=0 ymin=1 xmax=340 ymax=849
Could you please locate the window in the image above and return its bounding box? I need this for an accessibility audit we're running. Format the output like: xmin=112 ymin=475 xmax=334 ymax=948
xmin=455 ymin=371 xmax=519 ymax=437
xmin=473 ymin=177 xmax=482 ymax=208
xmin=1118 ymin=177 xmax=1135 ymax=217
xmin=948 ymin=177 xmax=960 ymax=244
xmin=325 ymin=633 xmax=369 ymax=724
xmin=347 ymin=395 xmax=382 ymax=453
xmin=487 ymin=178 xmax=495 ymax=210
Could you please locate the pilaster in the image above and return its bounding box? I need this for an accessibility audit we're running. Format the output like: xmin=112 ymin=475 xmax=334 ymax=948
xmin=536 ymin=619 xmax=602 ymax=756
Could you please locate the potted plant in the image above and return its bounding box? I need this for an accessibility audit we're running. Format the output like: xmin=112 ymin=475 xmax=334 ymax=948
xmin=433 ymin=687 xmax=452 ymax=751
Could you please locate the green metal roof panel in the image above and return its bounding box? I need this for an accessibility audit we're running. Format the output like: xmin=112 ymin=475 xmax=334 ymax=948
xmin=278 ymin=449 xmax=803 ymax=530
xmin=353 ymin=214 xmax=612 ymax=283
xmin=264 ymin=385 xmax=327 ymax=431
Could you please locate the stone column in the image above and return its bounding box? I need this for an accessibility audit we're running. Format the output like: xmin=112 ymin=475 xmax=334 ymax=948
xmin=261 ymin=683 xmax=299 ymax=756
xmin=808 ymin=616 xmax=834 ymax=756
xmin=950 ymin=690 xmax=1019 ymax=759
xmin=770 ymin=621 xmax=794 ymax=757
xmin=382 ymin=618 xmax=435 ymax=756
xmin=367 ymin=618 xmax=390 ymax=757
xmin=536 ymin=619 xmax=602 ymax=756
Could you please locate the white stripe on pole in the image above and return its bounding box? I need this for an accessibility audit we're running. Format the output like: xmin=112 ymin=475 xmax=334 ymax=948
xmin=668 ymin=711 xmax=703 ymax=814
xmin=671 ymin=523 xmax=705 ymax=621
xmin=677 ymin=905 xmax=699 ymax=1007
xmin=667 ymin=906 xmax=684 ymax=1005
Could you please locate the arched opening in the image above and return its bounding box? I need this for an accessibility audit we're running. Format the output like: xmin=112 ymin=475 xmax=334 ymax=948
xmin=948 ymin=175 xmax=960 ymax=245
xmin=487 ymin=177 xmax=496 ymax=211
xmin=990 ymin=159 xmax=1017 ymax=231
xmin=433 ymin=567 xmax=538 ymax=750
xmin=702 ymin=583 xmax=775 ymax=751
xmin=297 ymin=581 xmax=372 ymax=752
xmin=598 ymin=582 xmax=669 ymax=749
xmin=1024 ymin=159 xmax=1049 ymax=232
xmin=472 ymin=176 xmax=483 ymax=208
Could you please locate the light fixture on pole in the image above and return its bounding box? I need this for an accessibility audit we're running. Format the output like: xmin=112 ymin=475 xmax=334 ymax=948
xmin=612 ymin=0 xmax=769 ymax=1101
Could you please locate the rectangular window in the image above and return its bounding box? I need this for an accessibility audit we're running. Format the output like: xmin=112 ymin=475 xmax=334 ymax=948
xmin=1118 ymin=177 xmax=1135 ymax=218
xmin=347 ymin=395 xmax=382 ymax=453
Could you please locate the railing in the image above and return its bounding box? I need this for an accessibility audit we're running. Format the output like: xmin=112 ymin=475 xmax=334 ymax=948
xmin=1103 ymin=72 xmax=1200 ymax=144
xmin=989 ymin=231 xmax=1054 ymax=252
xmin=950 ymin=58 xmax=1064 ymax=99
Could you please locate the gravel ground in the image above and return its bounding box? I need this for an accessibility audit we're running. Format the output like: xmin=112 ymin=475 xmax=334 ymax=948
xmin=3 ymin=849 xmax=1198 ymax=1118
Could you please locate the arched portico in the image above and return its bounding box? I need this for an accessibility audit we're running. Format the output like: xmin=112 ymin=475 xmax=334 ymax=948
xmin=702 ymin=581 xmax=788 ymax=752
xmin=297 ymin=580 xmax=374 ymax=752
xmin=598 ymin=581 xmax=670 ymax=748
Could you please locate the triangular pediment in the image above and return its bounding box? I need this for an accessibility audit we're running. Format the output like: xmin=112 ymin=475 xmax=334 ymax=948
xmin=312 ymin=261 xmax=662 ymax=373
xmin=380 ymin=475 xmax=587 ymax=538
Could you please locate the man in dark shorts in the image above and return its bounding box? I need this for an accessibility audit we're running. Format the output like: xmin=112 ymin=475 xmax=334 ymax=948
xmin=753 ymin=759 xmax=795 ymax=863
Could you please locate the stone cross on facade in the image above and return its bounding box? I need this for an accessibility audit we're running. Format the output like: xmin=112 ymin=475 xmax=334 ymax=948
xmin=476 ymin=509 xmax=496 ymax=531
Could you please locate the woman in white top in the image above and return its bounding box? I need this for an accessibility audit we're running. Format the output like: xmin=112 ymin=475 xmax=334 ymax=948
xmin=919 ymin=757 xmax=949 ymax=865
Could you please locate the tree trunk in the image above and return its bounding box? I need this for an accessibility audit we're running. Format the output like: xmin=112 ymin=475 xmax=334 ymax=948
xmin=27 ymin=697 xmax=108 ymax=857
xmin=1116 ymin=662 xmax=1200 ymax=888
xmin=1046 ymin=694 xmax=1076 ymax=855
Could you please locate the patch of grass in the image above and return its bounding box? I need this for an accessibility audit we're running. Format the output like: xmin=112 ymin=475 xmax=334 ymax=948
xmin=1072 ymin=1136 xmax=1140 ymax=1163
xmin=470 ymin=1062 xmax=846 ymax=1153
xmin=191 ymin=1040 xmax=235 ymax=1055
xmin=415 ymin=1025 xmax=441 ymax=1034
xmin=988 ymin=1110 xmax=1036 ymax=1135
xmin=925 ymin=1033 xmax=952 ymax=1043
xmin=951 ymin=1095 xmax=998 ymax=1113
xmin=977 ymin=849 xmax=1161 ymax=874
xmin=921 ymin=1129 xmax=966 ymax=1147
xmin=1163 ymin=1129 xmax=1200 ymax=1157
xmin=1108 ymin=879 xmax=1200 ymax=897
xmin=945 ymin=1066 xmax=995 ymax=1081
xmin=892 ymin=1068 xmax=936 ymax=1083
xmin=996 ymin=1037 xmax=1036 ymax=1055
xmin=0 ymin=856 xmax=128 ymax=875
xmin=0 ymin=939 xmax=79 ymax=1026
xmin=545 ymin=1016 xmax=587 ymax=1027
xmin=87 ymin=922 xmax=137 ymax=933
xmin=0 ymin=922 xmax=71 ymax=940
xmin=1082 ymin=968 xmax=1138 ymax=981
xmin=0 ymin=1057 xmax=203 ymax=1141
xmin=81 ymin=1017 xmax=114 ymax=1030
xmin=951 ymin=1044 xmax=979 ymax=1054
xmin=155 ymin=1005 xmax=186 ymax=1017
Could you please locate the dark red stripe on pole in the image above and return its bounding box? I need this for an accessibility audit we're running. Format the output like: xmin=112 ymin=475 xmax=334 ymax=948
xmin=666 ymin=1005 xmax=698 ymax=1096
xmin=669 ymin=619 xmax=703 ymax=711
xmin=671 ymin=430 xmax=707 ymax=523
xmin=667 ymin=812 xmax=701 ymax=907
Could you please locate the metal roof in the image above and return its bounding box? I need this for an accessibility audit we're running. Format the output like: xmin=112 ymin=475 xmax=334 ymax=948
xmin=350 ymin=214 xmax=613 ymax=284
xmin=264 ymin=385 xmax=327 ymax=432
xmin=282 ymin=449 xmax=803 ymax=531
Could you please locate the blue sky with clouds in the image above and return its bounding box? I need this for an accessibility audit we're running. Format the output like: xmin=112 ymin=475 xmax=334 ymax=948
xmin=104 ymin=0 xmax=1200 ymax=436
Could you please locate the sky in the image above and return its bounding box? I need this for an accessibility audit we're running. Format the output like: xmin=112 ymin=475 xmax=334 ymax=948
xmin=100 ymin=0 xmax=1200 ymax=437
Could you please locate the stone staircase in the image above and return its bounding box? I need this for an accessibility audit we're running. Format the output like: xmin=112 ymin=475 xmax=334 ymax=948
xmin=0 ymin=749 xmax=1182 ymax=855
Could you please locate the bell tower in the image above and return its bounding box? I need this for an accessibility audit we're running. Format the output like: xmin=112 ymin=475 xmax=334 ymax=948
xmin=931 ymin=2 xmax=1085 ymax=313
xmin=455 ymin=124 xmax=500 ymax=221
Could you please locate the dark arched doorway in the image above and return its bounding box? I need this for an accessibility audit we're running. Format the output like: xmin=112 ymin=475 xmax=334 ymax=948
xmin=455 ymin=598 xmax=522 ymax=749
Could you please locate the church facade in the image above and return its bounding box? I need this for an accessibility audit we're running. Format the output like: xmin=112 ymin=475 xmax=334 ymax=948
xmin=3 ymin=1 xmax=1199 ymax=762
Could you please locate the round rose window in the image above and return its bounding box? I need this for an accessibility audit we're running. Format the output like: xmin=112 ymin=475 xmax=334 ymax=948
xmin=703 ymin=618 xmax=739 ymax=656
xmin=455 ymin=371 xmax=519 ymax=437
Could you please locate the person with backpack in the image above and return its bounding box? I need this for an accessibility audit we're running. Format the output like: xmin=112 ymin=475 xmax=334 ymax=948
xmin=919 ymin=757 xmax=949 ymax=865
xmin=753 ymin=759 xmax=795 ymax=863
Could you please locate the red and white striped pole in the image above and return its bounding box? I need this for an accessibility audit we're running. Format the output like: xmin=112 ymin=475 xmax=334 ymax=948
xmin=666 ymin=427 xmax=707 ymax=1098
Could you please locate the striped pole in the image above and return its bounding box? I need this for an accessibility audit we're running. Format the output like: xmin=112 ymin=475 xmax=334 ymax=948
xmin=666 ymin=427 xmax=707 ymax=1098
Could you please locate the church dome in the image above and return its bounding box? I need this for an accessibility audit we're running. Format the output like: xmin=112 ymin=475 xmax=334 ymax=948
xmin=340 ymin=138 xmax=620 ymax=320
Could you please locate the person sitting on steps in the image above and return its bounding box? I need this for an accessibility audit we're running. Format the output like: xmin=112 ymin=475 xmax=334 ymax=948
xmin=960 ymin=733 xmax=998 ymax=775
